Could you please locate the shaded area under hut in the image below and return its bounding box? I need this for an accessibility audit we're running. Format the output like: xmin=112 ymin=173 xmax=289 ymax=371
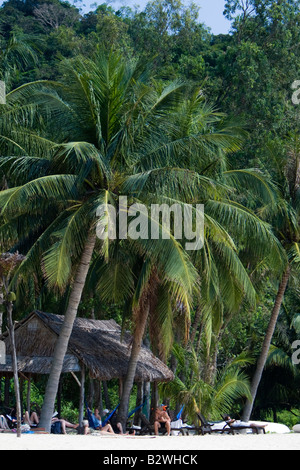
xmin=0 ymin=310 xmax=174 ymax=425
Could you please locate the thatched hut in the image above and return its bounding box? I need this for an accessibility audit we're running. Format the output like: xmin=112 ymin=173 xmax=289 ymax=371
xmin=0 ymin=311 xmax=173 ymax=421
xmin=0 ymin=310 xmax=174 ymax=382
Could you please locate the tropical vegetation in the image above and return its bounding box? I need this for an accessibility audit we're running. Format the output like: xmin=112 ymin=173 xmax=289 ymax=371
xmin=0 ymin=0 xmax=299 ymax=431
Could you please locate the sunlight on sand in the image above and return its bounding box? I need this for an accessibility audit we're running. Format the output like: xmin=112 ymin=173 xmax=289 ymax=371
xmin=0 ymin=432 xmax=299 ymax=451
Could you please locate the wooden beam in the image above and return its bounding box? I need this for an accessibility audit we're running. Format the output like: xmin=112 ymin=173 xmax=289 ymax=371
xmin=26 ymin=374 xmax=31 ymax=415
xmin=70 ymin=371 xmax=81 ymax=387
xmin=79 ymin=364 xmax=85 ymax=426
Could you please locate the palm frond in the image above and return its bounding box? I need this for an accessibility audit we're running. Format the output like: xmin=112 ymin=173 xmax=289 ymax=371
xmin=289 ymin=242 xmax=300 ymax=272
xmin=206 ymin=199 xmax=284 ymax=262
xmin=0 ymin=175 xmax=78 ymax=219
xmin=224 ymin=168 xmax=279 ymax=207
xmin=42 ymin=202 xmax=93 ymax=289
xmin=95 ymin=256 xmax=135 ymax=304
xmin=267 ymin=345 xmax=296 ymax=375
xmin=53 ymin=141 xmax=109 ymax=183
xmin=213 ymin=369 xmax=252 ymax=414
xmin=122 ymin=167 xmax=230 ymax=202
xmin=0 ymin=156 xmax=51 ymax=185
xmin=8 ymin=210 xmax=73 ymax=288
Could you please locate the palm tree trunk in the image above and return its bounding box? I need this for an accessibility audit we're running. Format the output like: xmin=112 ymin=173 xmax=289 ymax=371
xmin=242 ymin=264 xmax=291 ymax=422
xmin=6 ymin=299 xmax=22 ymax=437
xmin=190 ymin=306 xmax=202 ymax=346
xmin=117 ymin=301 xmax=150 ymax=431
xmin=39 ymin=233 xmax=96 ymax=432
xmin=204 ymin=341 xmax=219 ymax=386
xmin=0 ymin=282 xmax=4 ymax=334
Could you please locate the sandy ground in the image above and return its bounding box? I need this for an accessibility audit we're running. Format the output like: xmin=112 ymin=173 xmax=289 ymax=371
xmin=0 ymin=432 xmax=299 ymax=451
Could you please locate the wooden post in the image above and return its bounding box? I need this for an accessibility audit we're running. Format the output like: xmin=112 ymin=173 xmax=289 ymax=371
xmin=20 ymin=376 xmax=24 ymax=417
xmin=88 ymin=377 xmax=95 ymax=409
xmin=6 ymin=300 xmax=22 ymax=437
xmin=143 ymin=381 xmax=150 ymax=419
xmin=102 ymin=381 xmax=111 ymax=409
xmin=98 ymin=380 xmax=103 ymax=415
xmin=150 ymin=382 xmax=158 ymax=424
xmin=133 ymin=382 xmax=144 ymax=426
xmin=57 ymin=378 xmax=62 ymax=418
xmin=26 ymin=375 xmax=31 ymax=415
xmin=4 ymin=376 xmax=9 ymax=406
xmin=79 ymin=363 xmax=85 ymax=426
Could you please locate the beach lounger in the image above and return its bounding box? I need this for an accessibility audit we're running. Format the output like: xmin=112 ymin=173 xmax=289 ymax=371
xmin=181 ymin=413 xmax=227 ymax=435
xmin=222 ymin=415 xmax=266 ymax=435
xmin=197 ymin=413 xmax=228 ymax=435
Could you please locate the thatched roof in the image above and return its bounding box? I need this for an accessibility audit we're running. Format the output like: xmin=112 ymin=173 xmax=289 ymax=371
xmin=0 ymin=311 xmax=174 ymax=383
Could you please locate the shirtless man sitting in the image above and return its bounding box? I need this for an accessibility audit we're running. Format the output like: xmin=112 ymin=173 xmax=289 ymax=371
xmin=154 ymin=404 xmax=171 ymax=436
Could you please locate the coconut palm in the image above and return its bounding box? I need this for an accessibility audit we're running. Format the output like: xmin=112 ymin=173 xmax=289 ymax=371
xmin=242 ymin=133 xmax=300 ymax=421
xmin=0 ymin=52 xmax=202 ymax=431
xmin=0 ymin=52 xmax=282 ymax=431
xmin=160 ymin=344 xmax=253 ymax=423
xmin=0 ymin=31 xmax=38 ymax=88
xmin=255 ymin=308 xmax=300 ymax=420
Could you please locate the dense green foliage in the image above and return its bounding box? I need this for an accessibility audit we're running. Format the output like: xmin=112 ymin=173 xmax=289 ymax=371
xmin=0 ymin=0 xmax=299 ymax=426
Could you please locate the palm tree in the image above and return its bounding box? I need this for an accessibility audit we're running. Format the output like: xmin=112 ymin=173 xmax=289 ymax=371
xmin=0 ymin=52 xmax=199 ymax=431
xmin=242 ymin=133 xmax=300 ymax=421
xmin=0 ymin=31 xmax=38 ymax=88
xmin=255 ymin=307 xmax=300 ymax=420
xmin=160 ymin=344 xmax=253 ymax=423
xmin=0 ymin=252 xmax=25 ymax=437
xmin=0 ymin=52 xmax=283 ymax=432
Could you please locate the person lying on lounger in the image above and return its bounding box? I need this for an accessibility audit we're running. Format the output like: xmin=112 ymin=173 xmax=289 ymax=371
xmin=224 ymin=415 xmax=267 ymax=431
xmin=24 ymin=410 xmax=79 ymax=433
xmin=82 ymin=408 xmax=134 ymax=436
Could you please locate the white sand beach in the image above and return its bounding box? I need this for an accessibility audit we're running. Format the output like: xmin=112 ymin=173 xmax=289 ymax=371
xmin=0 ymin=432 xmax=299 ymax=451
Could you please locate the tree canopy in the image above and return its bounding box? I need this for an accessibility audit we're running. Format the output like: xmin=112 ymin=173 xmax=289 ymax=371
xmin=0 ymin=0 xmax=299 ymax=427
